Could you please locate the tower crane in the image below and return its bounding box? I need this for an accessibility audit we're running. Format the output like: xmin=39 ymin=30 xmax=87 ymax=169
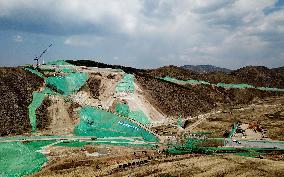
xmin=34 ymin=44 xmax=52 ymax=67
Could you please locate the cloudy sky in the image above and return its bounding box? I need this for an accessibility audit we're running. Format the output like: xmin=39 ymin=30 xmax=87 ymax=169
xmin=0 ymin=0 xmax=283 ymax=69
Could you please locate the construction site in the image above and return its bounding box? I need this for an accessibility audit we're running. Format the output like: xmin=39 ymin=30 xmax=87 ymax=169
xmin=0 ymin=59 xmax=284 ymax=177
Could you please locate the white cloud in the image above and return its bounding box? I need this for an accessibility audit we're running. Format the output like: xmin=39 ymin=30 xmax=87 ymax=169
xmin=0 ymin=0 xmax=283 ymax=68
xmin=12 ymin=35 xmax=23 ymax=43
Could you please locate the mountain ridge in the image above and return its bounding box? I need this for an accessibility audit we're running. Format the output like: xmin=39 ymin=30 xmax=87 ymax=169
xmin=180 ymin=64 xmax=231 ymax=73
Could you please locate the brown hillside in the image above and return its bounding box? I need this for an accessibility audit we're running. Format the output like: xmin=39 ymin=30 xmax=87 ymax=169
xmin=0 ymin=67 xmax=44 ymax=136
xmin=147 ymin=65 xmax=199 ymax=80
xmin=231 ymin=66 xmax=284 ymax=88
xmin=199 ymin=71 xmax=240 ymax=84
xmin=135 ymin=74 xmax=215 ymax=117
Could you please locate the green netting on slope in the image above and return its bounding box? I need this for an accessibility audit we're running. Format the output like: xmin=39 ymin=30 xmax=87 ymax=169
xmin=257 ymin=87 xmax=284 ymax=92
xmin=167 ymin=139 xmax=228 ymax=155
xmin=46 ymin=60 xmax=72 ymax=65
xmin=28 ymin=88 xmax=55 ymax=132
xmin=115 ymin=74 xmax=135 ymax=93
xmin=228 ymin=122 xmax=238 ymax=138
xmin=129 ymin=110 xmax=150 ymax=125
xmin=0 ymin=142 xmax=47 ymax=177
xmin=74 ymin=106 xmax=158 ymax=142
xmin=115 ymin=103 xmax=150 ymax=125
xmin=166 ymin=139 xmax=205 ymax=155
xmin=161 ymin=76 xmax=188 ymax=84
xmin=46 ymin=72 xmax=88 ymax=95
xmin=161 ymin=77 xmax=210 ymax=85
xmin=28 ymin=92 xmax=46 ymax=132
xmin=161 ymin=76 xmax=284 ymax=92
xmin=216 ymin=83 xmax=254 ymax=89
xmin=115 ymin=103 xmax=130 ymax=117
xmin=23 ymin=140 xmax=56 ymax=151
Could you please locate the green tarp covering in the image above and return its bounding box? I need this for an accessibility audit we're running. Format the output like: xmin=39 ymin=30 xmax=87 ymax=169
xmin=46 ymin=72 xmax=88 ymax=95
xmin=115 ymin=74 xmax=135 ymax=93
xmin=74 ymin=106 xmax=158 ymax=142
xmin=0 ymin=142 xmax=47 ymax=177
xmin=115 ymin=103 xmax=130 ymax=117
xmin=257 ymin=87 xmax=284 ymax=92
xmin=129 ymin=110 xmax=151 ymax=125
xmin=28 ymin=88 xmax=55 ymax=132
xmin=46 ymin=60 xmax=71 ymax=65
xmin=161 ymin=77 xmax=210 ymax=85
xmin=160 ymin=76 xmax=284 ymax=92
xmin=28 ymin=92 xmax=46 ymax=132
xmin=116 ymin=103 xmax=150 ymax=125
xmin=216 ymin=83 xmax=254 ymax=89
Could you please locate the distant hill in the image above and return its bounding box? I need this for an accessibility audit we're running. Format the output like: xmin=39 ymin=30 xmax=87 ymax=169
xmin=231 ymin=66 xmax=284 ymax=88
xmin=181 ymin=65 xmax=231 ymax=73
xmin=147 ymin=65 xmax=199 ymax=80
xmin=272 ymin=66 xmax=284 ymax=76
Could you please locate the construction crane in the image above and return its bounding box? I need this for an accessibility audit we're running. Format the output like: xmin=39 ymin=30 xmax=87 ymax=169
xmin=34 ymin=44 xmax=53 ymax=67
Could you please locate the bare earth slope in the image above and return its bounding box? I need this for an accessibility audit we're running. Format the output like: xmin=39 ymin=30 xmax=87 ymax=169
xmin=0 ymin=67 xmax=43 ymax=136
xmin=135 ymin=75 xmax=215 ymax=117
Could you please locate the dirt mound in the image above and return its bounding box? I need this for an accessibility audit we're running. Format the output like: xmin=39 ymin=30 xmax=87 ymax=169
xmin=0 ymin=67 xmax=44 ymax=136
xmin=231 ymin=66 xmax=284 ymax=88
xmin=135 ymin=74 xmax=215 ymax=117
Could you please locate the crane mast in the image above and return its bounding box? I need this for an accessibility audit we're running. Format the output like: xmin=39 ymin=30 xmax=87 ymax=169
xmin=34 ymin=44 xmax=52 ymax=67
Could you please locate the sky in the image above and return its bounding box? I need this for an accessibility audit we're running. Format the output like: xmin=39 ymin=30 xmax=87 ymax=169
xmin=0 ymin=0 xmax=284 ymax=69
